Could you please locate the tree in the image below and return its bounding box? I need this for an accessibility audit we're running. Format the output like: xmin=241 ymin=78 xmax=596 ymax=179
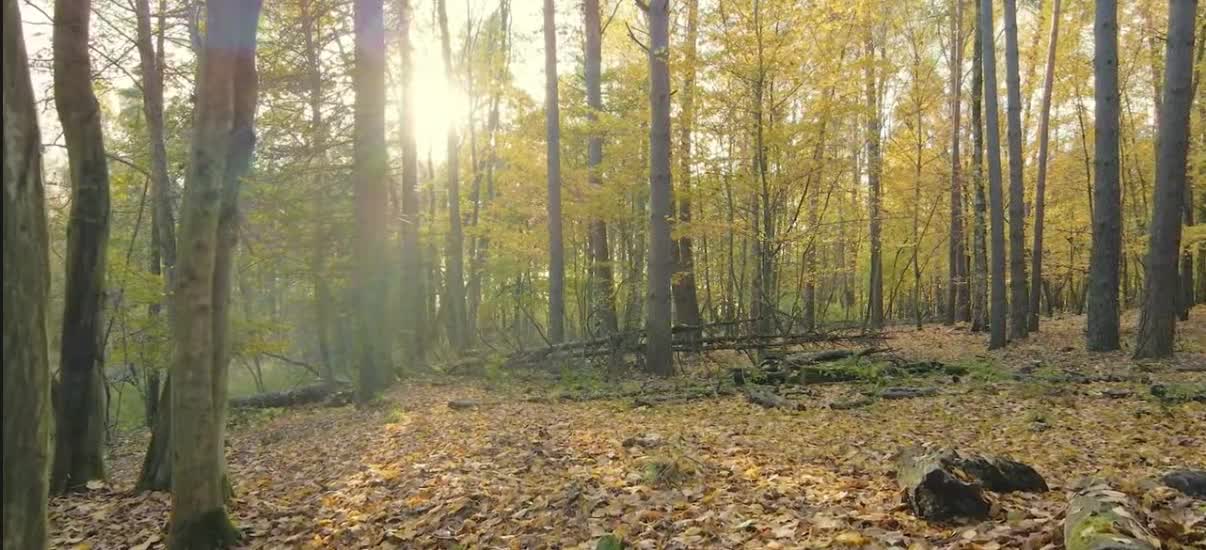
xmin=437 ymin=0 xmax=469 ymax=351
xmin=865 ymin=26 xmax=885 ymax=330
xmin=398 ymin=0 xmax=424 ymax=364
xmin=134 ymin=0 xmax=177 ymax=493
xmin=354 ymin=0 xmax=391 ymax=401
xmin=1135 ymin=0 xmax=1198 ymax=358
xmin=644 ymin=0 xmax=674 ymax=376
xmin=1002 ymin=0 xmax=1028 ymax=340
xmin=673 ymin=0 xmax=704 ymax=343
xmin=947 ymin=0 xmax=968 ymax=325
xmin=980 ymin=0 xmax=1008 ymax=349
xmin=1086 ymin=0 xmax=1121 ymax=351
xmin=543 ymin=0 xmax=565 ymax=343
xmin=3 ymin=0 xmax=53 ymax=543
xmin=584 ymin=0 xmax=618 ymax=336
xmin=970 ymin=0 xmax=989 ymax=332
xmin=168 ymin=0 xmax=263 ymax=545
xmin=1029 ymin=0 xmax=1063 ymax=332
xmin=52 ymin=0 xmax=112 ymax=494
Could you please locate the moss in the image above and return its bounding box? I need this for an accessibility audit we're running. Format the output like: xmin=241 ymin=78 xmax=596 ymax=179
xmin=169 ymin=507 xmax=242 ymax=550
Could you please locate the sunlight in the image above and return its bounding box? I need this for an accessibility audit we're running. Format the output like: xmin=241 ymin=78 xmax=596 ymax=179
xmin=405 ymin=51 xmax=470 ymax=161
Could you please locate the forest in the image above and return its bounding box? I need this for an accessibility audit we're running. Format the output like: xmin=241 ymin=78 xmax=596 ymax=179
xmin=3 ymin=0 xmax=1206 ymax=548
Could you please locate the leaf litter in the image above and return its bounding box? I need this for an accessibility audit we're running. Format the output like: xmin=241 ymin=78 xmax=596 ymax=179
xmin=49 ymin=314 xmax=1206 ymax=549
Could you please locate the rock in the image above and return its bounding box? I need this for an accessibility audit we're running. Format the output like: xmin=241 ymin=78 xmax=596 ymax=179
xmin=895 ymin=447 xmax=990 ymax=522
xmin=621 ymin=433 xmax=664 ymax=449
xmin=1064 ymin=480 xmax=1159 ymax=550
xmin=1161 ymin=469 xmax=1206 ymax=498
xmin=879 ymin=387 xmax=938 ymax=399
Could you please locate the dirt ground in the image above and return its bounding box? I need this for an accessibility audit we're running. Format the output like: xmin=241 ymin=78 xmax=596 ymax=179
xmin=50 ymin=310 xmax=1206 ymax=549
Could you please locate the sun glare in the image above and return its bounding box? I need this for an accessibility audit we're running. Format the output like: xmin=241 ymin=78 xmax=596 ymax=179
xmin=406 ymin=50 xmax=469 ymax=161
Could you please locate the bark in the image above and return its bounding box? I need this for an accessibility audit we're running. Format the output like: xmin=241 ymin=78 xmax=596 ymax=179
xmin=1087 ymin=0 xmax=1122 ymax=351
xmin=52 ymin=0 xmax=111 ymax=494
xmin=895 ymin=447 xmax=990 ymax=522
xmin=1029 ymin=0 xmax=1062 ymax=332
xmin=645 ymin=0 xmax=674 ymax=376
xmin=1002 ymin=0 xmax=1028 ymax=340
xmin=437 ymin=0 xmax=469 ymax=351
xmin=1135 ymin=1 xmax=1197 ymax=358
xmin=137 ymin=376 xmax=171 ymax=492
xmin=584 ymin=0 xmax=617 ymax=336
xmin=168 ymin=0 xmax=262 ymax=546
xmin=354 ymin=0 xmax=391 ymax=400
xmin=865 ymin=28 xmax=885 ymax=329
xmin=673 ymin=0 xmax=704 ymax=344
xmin=543 ymin=0 xmax=565 ymax=343
xmin=398 ymin=0 xmax=424 ymax=364
xmin=947 ymin=0 xmax=969 ymax=325
xmin=971 ymin=0 xmax=989 ymax=332
xmin=980 ymin=0 xmax=1008 ymax=349
xmin=2 ymin=0 xmax=53 ymax=542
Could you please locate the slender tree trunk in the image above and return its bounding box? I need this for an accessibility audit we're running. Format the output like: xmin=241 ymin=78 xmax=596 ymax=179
xmin=865 ymin=28 xmax=885 ymax=329
xmin=584 ymin=0 xmax=617 ymax=336
xmin=674 ymin=0 xmax=704 ymax=345
xmin=971 ymin=0 xmax=989 ymax=332
xmin=168 ymin=1 xmax=262 ymax=546
xmin=437 ymin=0 xmax=469 ymax=351
xmin=948 ymin=0 xmax=968 ymax=325
xmin=980 ymin=0 xmax=1008 ymax=349
xmin=52 ymin=0 xmax=111 ymax=494
xmin=645 ymin=0 xmax=674 ymax=376
xmin=543 ymin=0 xmax=565 ymax=343
xmin=1180 ymin=30 xmax=1205 ymax=319
xmin=3 ymin=0 xmax=53 ymax=541
xmin=398 ymin=0 xmax=424 ymax=365
xmin=353 ymin=0 xmax=391 ymax=401
xmin=1135 ymin=0 xmax=1198 ymax=358
xmin=1087 ymin=0 xmax=1122 ymax=351
xmin=1002 ymin=0 xmax=1029 ymax=339
xmin=1030 ymin=0 xmax=1062 ymax=332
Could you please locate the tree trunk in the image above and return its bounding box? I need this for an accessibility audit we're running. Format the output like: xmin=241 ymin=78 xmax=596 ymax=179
xmin=543 ymin=0 xmax=565 ymax=343
xmin=645 ymin=0 xmax=674 ymax=376
xmin=584 ymin=0 xmax=617 ymax=337
xmin=168 ymin=1 xmax=262 ymax=546
xmin=1087 ymin=0 xmax=1122 ymax=352
xmin=52 ymin=0 xmax=111 ymax=494
xmin=1030 ymin=0 xmax=1062 ymax=332
xmin=980 ymin=0 xmax=1008 ymax=349
xmin=947 ymin=0 xmax=969 ymax=325
xmin=971 ymin=0 xmax=989 ymax=333
xmin=1135 ymin=0 xmax=1198 ymax=359
xmin=137 ymin=375 xmax=171 ymax=492
xmin=353 ymin=0 xmax=391 ymax=401
xmin=398 ymin=0 xmax=424 ymax=365
xmin=436 ymin=0 xmax=469 ymax=352
xmin=865 ymin=27 xmax=885 ymax=329
xmin=674 ymin=0 xmax=704 ymax=345
xmin=1002 ymin=0 xmax=1029 ymax=340
xmin=2 ymin=0 xmax=53 ymax=542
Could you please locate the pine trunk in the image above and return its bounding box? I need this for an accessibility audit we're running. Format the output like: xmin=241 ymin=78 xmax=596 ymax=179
xmin=584 ymin=0 xmax=618 ymax=336
xmin=1030 ymin=0 xmax=1062 ymax=332
xmin=980 ymin=0 xmax=1009 ymax=349
xmin=398 ymin=0 xmax=424 ymax=364
xmin=437 ymin=0 xmax=469 ymax=351
xmin=1003 ymin=0 xmax=1029 ymax=340
xmin=971 ymin=0 xmax=989 ymax=332
xmin=947 ymin=0 xmax=969 ymax=325
xmin=674 ymin=0 xmax=704 ymax=345
xmin=543 ymin=0 xmax=565 ymax=343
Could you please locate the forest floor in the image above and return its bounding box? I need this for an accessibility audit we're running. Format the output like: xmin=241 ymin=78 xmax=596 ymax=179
xmin=51 ymin=310 xmax=1206 ymax=549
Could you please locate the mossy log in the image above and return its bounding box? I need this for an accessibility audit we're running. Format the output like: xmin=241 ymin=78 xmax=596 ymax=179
xmin=1063 ymin=481 xmax=1158 ymax=550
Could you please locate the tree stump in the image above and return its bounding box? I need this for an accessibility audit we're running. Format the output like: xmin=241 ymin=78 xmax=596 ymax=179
xmin=895 ymin=447 xmax=990 ymax=522
xmin=1063 ymin=480 xmax=1159 ymax=550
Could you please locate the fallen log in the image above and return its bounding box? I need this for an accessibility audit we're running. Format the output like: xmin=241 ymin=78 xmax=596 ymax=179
xmin=744 ymin=388 xmax=797 ymax=410
xmin=229 ymin=382 xmax=346 ymax=409
xmin=1064 ymin=480 xmax=1159 ymax=550
xmin=879 ymin=387 xmax=938 ymax=400
xmin=944 ymin=452 xmax=1047 ymax=493
xmin=895 ymin=447 xmax=990 ymax=522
